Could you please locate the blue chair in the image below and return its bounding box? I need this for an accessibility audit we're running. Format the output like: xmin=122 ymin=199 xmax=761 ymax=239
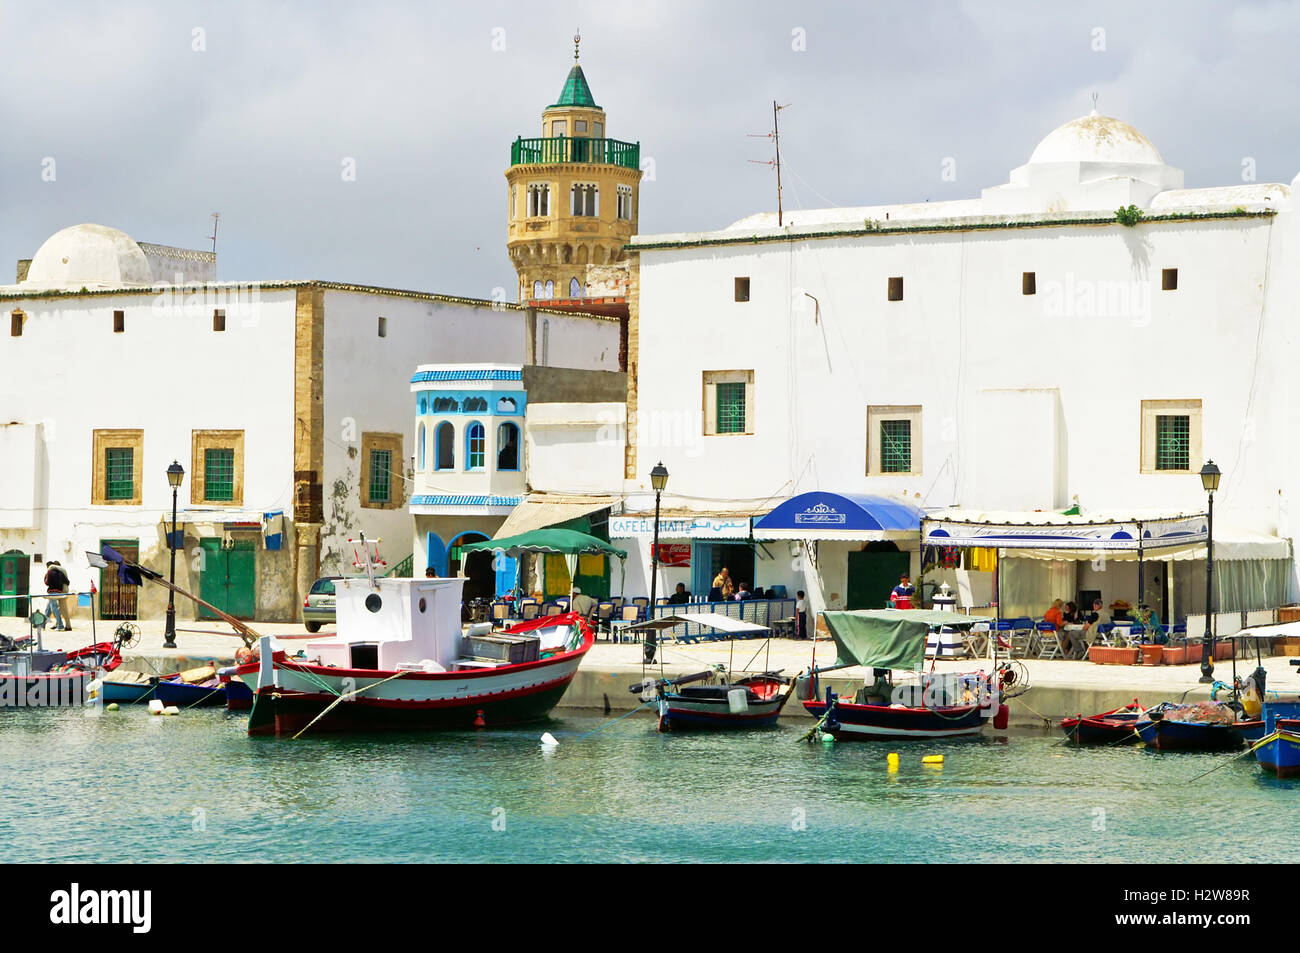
xmin=1035 ymin=621 xmax=1063 ymax=659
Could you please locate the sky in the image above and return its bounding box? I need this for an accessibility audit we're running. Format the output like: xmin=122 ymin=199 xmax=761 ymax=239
xmin=2 ymin=0 xmax=1299 ymax=300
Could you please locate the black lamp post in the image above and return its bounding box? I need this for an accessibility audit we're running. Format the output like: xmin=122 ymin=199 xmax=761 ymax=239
xmin=1198 ymin=459 xmax=1220 ymax=684
xmin=644 ymin=461 xmax=669 ymax=664
xmin=163 ymin=460 xmax=185 ymax=649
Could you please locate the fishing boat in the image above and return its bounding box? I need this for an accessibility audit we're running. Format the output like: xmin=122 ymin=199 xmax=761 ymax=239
xmin=99 ymin=670 xmax=175 ymax=704
xmin=1 ymin=632 xmax=121 ymax=708
xmin=153 ymin=666 xmax=228 ymax=708
xmin=1060 ymin=700 xmax=1146 ymax=745
xmin=232 ymin=566 xmax=594 ymax=737
xmin=1253 ymin=694 xmax=1300 ymax=778
xmin=1133 ymin=701 xmax=1251 ymax=751
xmin=218 ymin=666 xmax=253 ymax=711
xmin=801 ymin=609 xmax=1019 ymax=741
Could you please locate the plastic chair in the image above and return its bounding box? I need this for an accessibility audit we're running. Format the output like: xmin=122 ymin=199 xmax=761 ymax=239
xmin=595 ymin=602 xmax=615 ymax=636
xmin=609 ymin=604 xmax=643 ymax=642
xmin=544 ymin=603 xmax=563 ymax=617
xmin=632 ymin=596 xmax=649 ymax=612
xmin=1035 ymin=622 xmax=1064 ymax=659
xmin=521 ymin=602 xmax=541 ymax=622
xmin=491 ymin=602 xmax=512 ymax=628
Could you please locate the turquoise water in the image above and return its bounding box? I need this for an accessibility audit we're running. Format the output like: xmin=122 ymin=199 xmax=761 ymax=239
xmin=1 ymin=706 xmax=1295 ymax=863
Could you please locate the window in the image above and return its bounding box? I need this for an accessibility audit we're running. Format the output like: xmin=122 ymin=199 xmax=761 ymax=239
xmin=574 ymin=119 xmax=587 ymax=133
xmin=213 ymin=309 xmax=226 ymax=331
xmin=617 ymin=185 xmax=633 ymax=221
xmin=497 ymin=397 xmax=517 ymax=413
xmin=497 ymin=422 xmax=520 ymax=470
xmin=360 ymin=432 xmax=403 ymax=508
xmin=552 ymin=120 xmax=567 ymax=137
xmin=888 ymin=277 xmax=904 ymax=301
xmin=417 ymin=423 xmax=426 ymax=471
xmin=867 ymin=406 xmax=922 ymax=476
xmin=703 ymin=370 xmax=754 ymax=436
xmin=417 ymin=395 xmax=428 ymax=414
xmin=594 ymin=122 xmax=604 ymax=138
xmin=1162 ymin=268 xmax=1178 ymax=291
xmin=190 ymin=430 xmax=244 ymax=505
xmin=91 ymin=429 xmax=143 ymax=505
xmin=105 ymin=448 xmax=135 ymax=500
xmin=432 ymin=397 xmax=459 ymax=413
xmin=569 ymin=277 xmax=582 ymax=297
xmin=734 ymin=277 xmax=750 ymax=302
xmin=466 ymin=422 xmax=486 ymax=470
xmin=204 ymin=449 xmax=236 ymax=501
xmin=1140 ymin=399 xmax=1201 ymax=474
xmin=527 ymin=183 xmax=550 ymax=217
xmin=571 ymin=184 xmax=598 ymax=217
xmin=368 ymin=449 xmax=392 ymax=504
xmin=463 ymin=396 xmax=488 ymax=413
xmin=113 ymin=310 xmax=125 ymax=332
xmin=435 ymin=422 xmax=454 ymax=470
xmin=377 ymin=316 xmax=387 ymax=338
xmin=10 ymin=310 xmax=23 ymax=336
xmin=544 ymin=279 xmax=554 ymax=298
xmin=1154 ymin=416 xmax=1189 ymax=470
xmin=1022 ymin=272 xmax=1036 ymax=295
xmin=532 ymin=280 xmax=543 ymax=298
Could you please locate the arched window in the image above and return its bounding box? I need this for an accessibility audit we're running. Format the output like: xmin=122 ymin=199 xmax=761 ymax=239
xmin=433 ymin=396 xmax=459 ymax=413
xmin=497 ymin=397 xmax=517 ymax=414
xmin=465 ymin=422 xmax=485 ymax=470
xmin=544 ymin=279 xmax=554 ymax=299
xmin=417 ymin=395 xmax=428 ymax=414
xmin=435 ymin=422 xmax=454 ymax=470
xmin=532 ymin=280 xmax=543 ymax=299
xmin=569 ymin=277 xmax=581 ymax=298
xmin=497 ymin=422 xmax=519 ymax=471
xmin=463 ymin=396 xmax=488 ymax=413
xmin=417 ymin=423 xmax=426 ymax=471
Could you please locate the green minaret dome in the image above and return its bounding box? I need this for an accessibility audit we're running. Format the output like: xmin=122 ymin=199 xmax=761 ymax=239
xmin=549 ymin=64 xmax=599 ymax=109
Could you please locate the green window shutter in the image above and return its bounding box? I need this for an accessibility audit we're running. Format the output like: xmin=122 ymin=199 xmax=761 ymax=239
xmin=105 ymin=447 xmax=134 ymax=500
xmin=716 ymin=382 xmax=746 ymax=434
xmin=369 ymin=449 xmax=392 ymax=503
xmin=1155 ymin=415 xmax=1190 ymax=470
xmin=204 ymin=448 xmax=235 ymax=501
xmin=880 ymin=419 xmax=912 ymax=473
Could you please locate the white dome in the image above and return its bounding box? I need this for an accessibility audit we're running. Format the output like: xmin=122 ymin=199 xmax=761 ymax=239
xmin=24 ymin=223 xmax=153 ymax=288
xmin=1028 ymin=113 xmax=1165 ymax=166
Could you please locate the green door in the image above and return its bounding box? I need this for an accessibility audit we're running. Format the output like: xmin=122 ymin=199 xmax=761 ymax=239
xmin=200 ymin=538 xmax=257 ymax=620
xmin=1 ymin=550 xmax=30 ymax=617
xmin=846 ymin=549 xmax=911 ymax=610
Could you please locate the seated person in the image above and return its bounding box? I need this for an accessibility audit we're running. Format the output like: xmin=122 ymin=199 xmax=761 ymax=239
xmin=734 ymin=582 xmax=754 ymax=601
xmin=570 ymin=587 xmax=597 ymax=618
xmin=667 ymin=582 xmax=691 ymax=605
xmin=1043 ymin=599 xmax=1065 ymax=630
xmin=1062 ymin=601 xmax=1081 ymax=624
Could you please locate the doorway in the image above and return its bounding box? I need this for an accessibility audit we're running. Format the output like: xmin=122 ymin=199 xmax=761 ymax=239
xmin=846 ymin=545 xmax=909 ymax=610
xmin=0 ymin=550 xmax=30 ymax=617
xmin=199 ymin=537 xmax=257 ymax=620
xmin=99 ymin=538 xmax=140 ymax=620
xmin=694 ymin=542 xmax=755 ymax=600
xmin=449 ymin=532 xmax=495 ymax=602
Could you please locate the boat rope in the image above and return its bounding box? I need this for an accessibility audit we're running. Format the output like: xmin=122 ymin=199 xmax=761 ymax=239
xmin=183 ymin=686 xmax=226 ymax=711
xmin=290 ymin=670 xmax=408 ymax=740
xmin=569 ymin=698 xmax=658 ymax=740
xmin=1008 ymin=695 xmax=1052 ymax=726
xmin=1186 ymin=730 xmax=1279 ymax=783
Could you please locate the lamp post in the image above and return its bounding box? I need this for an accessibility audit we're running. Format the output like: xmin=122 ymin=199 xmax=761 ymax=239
xmin=1198 ymin=459 xmax=1220 ymax=684
xmin=164 ymin=460 xmax=185 ymax=649
xmin=645 ymin=461 xmax=669 ymax=664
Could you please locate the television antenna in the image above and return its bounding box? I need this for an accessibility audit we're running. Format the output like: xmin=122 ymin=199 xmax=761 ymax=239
xmin=208 ymin=212 xmax=220 ymax=253
xmin=748 ymin=101 xmax=790 ymax=226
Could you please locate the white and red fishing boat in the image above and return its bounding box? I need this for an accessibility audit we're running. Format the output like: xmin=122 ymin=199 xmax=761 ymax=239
xmin=233 ymin=544 xmax=593 ymax=736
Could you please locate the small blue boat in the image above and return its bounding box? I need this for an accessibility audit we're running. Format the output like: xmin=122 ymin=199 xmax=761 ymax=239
xmin=1254 ymin=696 xmax=1300 ymax=778
xmin=153 ymin=677 xmax=226 ymax=708
xmin=1133 ymin=701 xmax=1250 ymax=751
xmin=99 ymin=673 xmax=178 ymax=704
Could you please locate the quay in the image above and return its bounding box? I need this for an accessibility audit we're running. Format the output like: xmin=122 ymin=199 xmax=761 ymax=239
xmin=31 ymin=621 xmax=1294 ymax=728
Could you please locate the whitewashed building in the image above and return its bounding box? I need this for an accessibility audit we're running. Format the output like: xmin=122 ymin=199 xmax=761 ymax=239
xmin=0 ymin=223 xmax=619 ymax=623
xmin=617 ymin=111 xmax=1300 ymax=626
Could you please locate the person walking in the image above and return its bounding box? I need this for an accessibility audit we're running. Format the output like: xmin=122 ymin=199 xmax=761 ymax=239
xmin=795 ymin=590 xmax=809 ymax=640
xmin=44 ymin=560 xmax=71 ymax=631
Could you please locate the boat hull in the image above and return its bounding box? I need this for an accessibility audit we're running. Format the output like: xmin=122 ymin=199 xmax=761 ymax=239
xmin=1254 ymin=727 xmax=1300 ymax=778
xmin=1061 ymin=713 xmax=1141 ymax=745
xmin=0 ymin=671 xmax=94 ymax=707
xmin=154 ymin=678 xmax=227 ymax=708
xmin=240 ymin=645 xmax=590 ymax=737
xmin=1134 ymin=718 xmax=1243 ymax=751
xmin=101 ymin=678 xmax=162 ymax=704
xmin=804 ymin=699 xmax=987 ymax=740
xmin=658 ymin=685 xmax=792 ymax=731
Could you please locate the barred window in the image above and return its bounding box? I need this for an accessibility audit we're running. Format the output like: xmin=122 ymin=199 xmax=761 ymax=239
xmin=716 ymin=382 xmax=747 ymax=435
xmin=466 ymin=422 xmax=486 ymax=470
xmin=204 ymin=448 xmax=235 ymax=501
xmin=105 ymin=448 xmax=134 ymax=501
xmin=1155 ymin=415 xmax=1190 ymax=471
xmin=880 ymin=419 xmax=912 ymax=473
xmin=369 ymin=449 xmax=392 ymax=503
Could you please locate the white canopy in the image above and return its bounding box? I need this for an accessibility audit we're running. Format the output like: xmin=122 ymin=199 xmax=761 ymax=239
xmin=628 ymin=612 xmax=770 ymax=635
xmin=923 ymin=508 xmax=1207 ymax=553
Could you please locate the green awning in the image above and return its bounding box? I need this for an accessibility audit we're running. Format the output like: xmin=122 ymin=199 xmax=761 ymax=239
xmin=457 ymin=527 xmax=626 ymax=559
xmin=821 ymin=609 xmax=976 ymax=670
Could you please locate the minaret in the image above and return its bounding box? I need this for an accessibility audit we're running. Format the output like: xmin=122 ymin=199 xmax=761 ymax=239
xmin=506 ymin=34 xmax=642 ymax=303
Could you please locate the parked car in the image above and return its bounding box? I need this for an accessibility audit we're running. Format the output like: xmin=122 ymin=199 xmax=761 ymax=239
xmin=302 ymin=576 xmax=341 ymax=632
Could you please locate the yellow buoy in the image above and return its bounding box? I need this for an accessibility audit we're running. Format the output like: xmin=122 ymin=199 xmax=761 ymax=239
xmin=105 ymin=703 xmax=119 ymax=712
xmin=886 ymin=752 xmax=900 ymax=771
xmin=921 ymin=754 xmax=944 ymax=766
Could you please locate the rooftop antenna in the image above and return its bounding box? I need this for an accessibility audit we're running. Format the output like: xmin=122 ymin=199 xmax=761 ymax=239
xmin=1091 ymin=91 xmax=1099 ymax=116
xmin=748 ymin=101 xmax=790 ymax=226
xmin=208 ymin=212 xmax=220 ymax=254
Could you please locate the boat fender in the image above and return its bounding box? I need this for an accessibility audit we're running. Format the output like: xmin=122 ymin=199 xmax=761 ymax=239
xmin=105 ymin=703 xmax=119 ymax=712
xmin=148 ymin=699 xmax=164 ymax=716
xmin=473 ymin=709 xmax=486 ymax=728
xmin=993 ymin=704 xmax=1009 ymax=730
xmin=922 ymin=755 xmax=944 ymax=766
xmin=886 ymin=752 xmax=899 ymax=771
xmin=163 ymin=706 xmax=180 ymax=716
xmin=819 ymin=731 xmax=835 ymax=744
xmin=235 ymin=646 xmax=257 ymax=665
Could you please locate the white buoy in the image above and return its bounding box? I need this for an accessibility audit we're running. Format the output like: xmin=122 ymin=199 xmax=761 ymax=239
xmin=162 ymin=706 xmax=180 ymax=716
xmin=148 ymin=699 xmax=164 ymax=715
xmin=540 ymin=732 xmax=559 ymax=747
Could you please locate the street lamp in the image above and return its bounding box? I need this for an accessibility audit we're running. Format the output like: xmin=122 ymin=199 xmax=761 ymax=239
xmin=164 ymin=460 xmax=185 ymax=649
xmin=645 ymin=461 xmax=669 ymax=663
xmin=1198 ymin=459 xmax=1221 ymax=684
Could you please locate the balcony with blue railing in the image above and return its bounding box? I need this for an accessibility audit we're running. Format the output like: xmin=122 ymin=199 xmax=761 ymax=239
xmin=510 ymin=136 xmax=640 ymax=170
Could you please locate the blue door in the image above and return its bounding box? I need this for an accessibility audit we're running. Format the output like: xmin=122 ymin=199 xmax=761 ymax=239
xmin=426 ymin=533 xmax=449 ymax=577
xmin=494 ymin=554 xmax=519 ymax=597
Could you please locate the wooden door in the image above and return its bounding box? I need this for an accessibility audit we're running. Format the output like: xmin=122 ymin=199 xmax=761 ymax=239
xmin=99 ymin=539 xmax=139 ymax=620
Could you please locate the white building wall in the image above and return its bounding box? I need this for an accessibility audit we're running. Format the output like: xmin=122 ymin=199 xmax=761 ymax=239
xmin=525 ymin=401 xmax=625 ymax=494
xmin=534 ymin=310 xmax=620 ymax=371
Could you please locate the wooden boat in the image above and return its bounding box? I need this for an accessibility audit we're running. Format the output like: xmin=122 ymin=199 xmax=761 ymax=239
xmin=645 ymin=671 xmax=795 ymax=731
xmin=1251 ymin=695 xmax=1300 ymax=778
xmin=218 ymin=666 xmax=253 ymax=711
xmin=2 ymin=634 xmax=121 ymax=708
xmin=232 ymin=573 xmax=594 ymax=737
xmin=99 ymin=670 xmax=175 ymax=704
xmin=1060 ymin=700 xmax=1146 ymax=745
xmin=801 ymin=609 xmax=1017 ymax=742
xmin=1133 ymin=701 xmax=1249 ymax=751
xmin=154 ymin=676 xmax=226 ymax=708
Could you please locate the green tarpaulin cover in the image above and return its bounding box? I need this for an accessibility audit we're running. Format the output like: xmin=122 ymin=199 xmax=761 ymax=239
xmin=457 ymin=528 xmax=627 ymax=559
xmin=821 ymin=609 xmax=977 ymax=670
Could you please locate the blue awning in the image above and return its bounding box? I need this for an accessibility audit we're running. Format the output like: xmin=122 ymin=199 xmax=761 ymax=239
xmin=753 ymin=492 xmax=924 ymax=540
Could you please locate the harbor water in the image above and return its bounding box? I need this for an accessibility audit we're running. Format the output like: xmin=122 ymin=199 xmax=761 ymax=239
xmin=2 ymin=706 xmax=1294 ymax=864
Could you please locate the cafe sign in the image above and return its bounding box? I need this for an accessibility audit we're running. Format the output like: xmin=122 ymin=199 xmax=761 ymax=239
xmin=609 ymin=516 xmax=752 ymax=539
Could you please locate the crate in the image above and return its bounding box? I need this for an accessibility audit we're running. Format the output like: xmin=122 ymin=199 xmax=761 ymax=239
xmin=1278 ymin=606 xmax=1300 ymax=624
xmin=463 ymin=633 xmax=540 ymax=665
xmin=1279 ymin=638 xmax=1300 ymax=657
